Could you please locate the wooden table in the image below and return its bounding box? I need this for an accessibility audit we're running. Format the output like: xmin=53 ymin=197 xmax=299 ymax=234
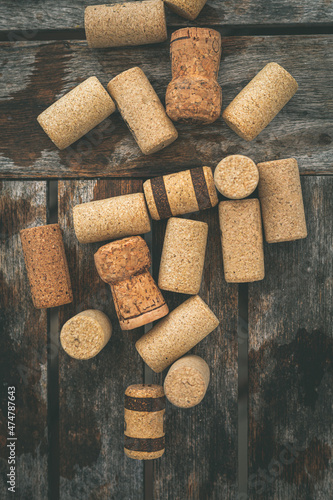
xmin=0 ymin=2 xmax=332 ymax=499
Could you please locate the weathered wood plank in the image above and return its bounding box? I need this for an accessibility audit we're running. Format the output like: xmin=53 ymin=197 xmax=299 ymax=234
xmin=248 ymin=176 xmax=333 ymax=499
xmin=58 ymin=179 xmax=145 ymax=499
xmin=0 ymin=181 xmax=48 ymax=499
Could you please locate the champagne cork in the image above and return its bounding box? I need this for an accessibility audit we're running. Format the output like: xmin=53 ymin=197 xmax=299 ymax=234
xmin=158 ymin=218 xmax=208 ymax=294
xmin=124 ymin=384 xmax=165 ymax=460
xmin=257 ymin=158 xmax=307 ymax=243
xmin=20 ymin=224 xmax=73 ymax=309
xmin=214 ymin=155 xmax=259 ymax=199
xmin=37 ymin=76 xmax=116 ymax=150
xmin=222 ymin=62 xmax=298 ymax=141
xmin=107 ymin=67 xmax=178 ymax=155
xmin=136 ymin=295 xmax=219 ymax=372
xmin=143 ymin=166 xmax=218 ymax=220
xmin=164 ymin=355 xmax=210 ymax=408
xmin=60 ymin=310 xmax=112 ymax=360
xmin=166 ymin=28 xmax=222 ymax=124
xmin=164 ymin=0 xmax=207 ymax=20
xmin=85 ymin=1 xmax=167 ymax=49
xmin=73 ymin=193 xmax=151 ymax=244
xmin=218 ymin=199 xmax=265 ymax=283
xmin=94 ymin=236 xmax=169 ymax=330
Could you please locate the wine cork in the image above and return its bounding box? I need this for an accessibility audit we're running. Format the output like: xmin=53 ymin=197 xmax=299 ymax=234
xmin=214 ymin=155 xmax=259 ymax=199
xmin=60 ymin=310 xmax=112 ymax=360
xmin=166 ymin=28 xmax=222 ymax=124
xmin=164 ymin=355 xmax=210 ymax=408
xmin=107 ymin=67 xmax=178 ymax=155
xmin=257 ymin=158 xmax=307 ymax=243
xmin=158 ymin=218 xmax=208 ymax=294
xmin=222 ymin=63 xmax=298 ymax=141
xmin=20 ymin=224 xmax=73 ymax=309
xmin=37 ymin=76 xmax=116 ymax=150
xmin=218 ymin=199 xmax=265 ymax=283
xmin=73 ymin=193 xmax=151 ymax=244
xmin=143 ymin=166 xmax=218 ymax=220
xmin=164 ymin=0 xmax=207 ymax=20
xmin=85 ymin=1 xmax=167 ymax=49
xmin=124 ymin=384 xmax=165 ymax=460
xmin=136 ymin=295 xmax=219 ymax=372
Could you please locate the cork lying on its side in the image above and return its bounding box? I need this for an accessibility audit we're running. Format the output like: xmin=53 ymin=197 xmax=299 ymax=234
xmin=258 ymin=158 xmax=307 ymax=243
xmin=37 ymin=76 xmax=116 ymax=150
xmin=164 ymin=0 xmax=207 ymax=20
xmin=214 ymin=155 xmax=259 ymax=199
xmin=20 ymin=224 xmax=73 ymax=309
xmin=222 ymin=63 xmax=298 ymax=141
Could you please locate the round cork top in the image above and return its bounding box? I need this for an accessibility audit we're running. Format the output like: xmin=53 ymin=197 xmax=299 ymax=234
xmin=164 ymin=357 xmax=209 ymax=408
xmin=170 ymin=27 xmax=221 ymax=44
xmin=125 ymin=384 xmax=165 ymax=398
xmin=214 ymin=155 xmax=259 ymax=199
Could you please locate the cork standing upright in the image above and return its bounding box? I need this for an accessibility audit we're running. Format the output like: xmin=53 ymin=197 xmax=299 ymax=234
xmin=214 ymin=155 xmax=259 ymax=199
xmin=164 ymin=0 xmax=207 ymax=20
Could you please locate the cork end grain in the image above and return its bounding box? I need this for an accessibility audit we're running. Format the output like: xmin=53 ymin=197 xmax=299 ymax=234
xmin=164 ymin=1 xmax=208 ymax=22
xmin=203 ymin=166 xmax=219 ymax=208
xmin=214 ymin=155 xmax=259 ymax=199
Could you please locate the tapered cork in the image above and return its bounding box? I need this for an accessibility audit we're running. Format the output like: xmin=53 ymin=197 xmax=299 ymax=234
xmin=164 ymin=0 xmax=207 ymax=20
xmin=166 ymin=28 xmax=222 ymax=124
xmin=60 ymin=310 xmax=112 ymax=360
xmin=158 ymin=218 xmax=208 ymax=294
xmin=164 ymin=355 xmax=210 ymax=408
xmin=107 ymin=67 xmax=178 ymax=155
xmin=37 ymin=76 xmax=116 ymax=150
xmin=124 ymin=384 xmax=165 ymax=460
xmin=136 ymin=295 xmax=219 ymax=373
xmin=257 ymin=158 xmax=307 ymax=243
xmin=143 ymin=166 xmax=218 ymax=220
xmin=222 ymin=62 xmax=298 ymax=141
xmin=219 ymin=199 xmax=265 ymax=283
xmin=73 ymin=193 xmax=150 ymax=244
xmin=85 ymin=1 xmax=167 ymax=49
xmin=214 ymin=155 xmax=259 ymax=199
xmin=20 ymin=224 xmax=73 ymax=309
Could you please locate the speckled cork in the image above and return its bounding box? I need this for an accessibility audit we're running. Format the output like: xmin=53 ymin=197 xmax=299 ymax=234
xmin=257 ymin=158 xmax=307 ymax=243
xmin=37 ymin=76 xmax=116 ymax=150
xmin=214 ymin=155 xmax=259 ymax=199
xmin=107 ymin=67 xmax=178 ymax=155
xmin=60 ymin=309 xmax=112 ymax=360
xmin=73 ymin=193 xmax=150 ymax=244
xmin=124 ymin=384 xmax=165 ymax=460
xmin=20 ymin=224 xmax=73 ymax=309
xmin=158 ymin=218 xmax=208 ymax=294
xmin=164 ymin=0 xmax=207 ymax=20
xmin=219 ymin=199 xmax=265 ymax=283
xmin=222 ymin=62 xmax=298 ymax=141
xmin=166 ymin=28 xmax=222 ymax=124
xmin=164 ymin=355 xmax=210 ymax=408
xmin=143 ymin=166 xmax=218 ymax=220
xmin=85 ymin=1 xmax=167 ymax=49
xmin=136 ymin=295 xmax=219 ymax=373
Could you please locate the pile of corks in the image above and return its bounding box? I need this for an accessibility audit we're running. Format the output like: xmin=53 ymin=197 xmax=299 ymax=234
xmin=20 ymin=0 xmax=307 ymax=460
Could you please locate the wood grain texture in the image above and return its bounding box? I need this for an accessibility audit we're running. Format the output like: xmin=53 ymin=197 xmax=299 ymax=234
xmin=248 ymin=176 xmax=333 ymax=499
xmin=0 ymin=182 xmax=48 ymax=499
xmin=58 ymin=179 xmax=145 ymax=499
xmin=1 ymin=35 xmax=332 ymax=178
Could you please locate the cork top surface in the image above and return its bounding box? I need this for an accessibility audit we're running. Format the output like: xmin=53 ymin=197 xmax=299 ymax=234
xmin=164 ymin=0 xmax=207 ymax=20
xmin=125 ymin=384 xmax=165 ymax=398
xmin=171 ymin=27 xmax=221 ymax=43
xmin=164 ymin=366 xmax=206 ymax=408
xmin=214 ymin=155 xmax=259 ymax=199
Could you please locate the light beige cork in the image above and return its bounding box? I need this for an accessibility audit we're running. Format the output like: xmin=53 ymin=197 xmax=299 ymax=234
xmin=257 ymin=158 xmax=307 ymax=243
xmin=85 ymin=1 xmax=167 ymax=49
xmin=136 ymin=295 xmax=219 ymax=373
xmin=158 ymin=217 xmax=208 ymax=294
xmin=60 ymin=309 xmax=112 ymax=360
xmin=214 ymin=155 xmax=259 ymax=199
xmin=164 ymin=0 xmax=207 ymax=20
xmin=164 ymin=355 xmax=210 ymax=408
xmin=73 ymin=193 xmax=151 ymax=244
xmin=107 ymin=67 xmax=178 ymax=155
xmin=222 ymin=62 xmax=298 ymax=141
xmin=37 ymin=76 xmax=116 ymax=150
xmin=219 ymin=199 xmax=265 ymax=283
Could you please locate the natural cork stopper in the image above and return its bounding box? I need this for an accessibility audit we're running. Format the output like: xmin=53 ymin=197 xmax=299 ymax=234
xmin=60 ymin=310 xmax=112 ymax=360
xmin=214 ymin=155 xmax=259 ymax=199
xmin=164 ymin=355 xmax=210 ymax=408
xmin=107 ymin=67 xmax=178 ymax=155
xmin=218 ymin=199 xmax=265 ymax=283
xmin=166 ymin=28 xmax=222 ymax=124
xmin=37 ymin=76 xmax=116 ymax=150
xmin=257 ymin=158 xmax=307 ymax=243
xmin=158 ymin=217 xmax=208 ymax=294
xmin=20 ymin=224 xmax=73 ymax=309
xmin=136 ymin=295 xmax=219 ymax=373
xmin=222 ymin=62 xmax=298 ymax=141
xmin=164 ymin=0 xmax=207 ymax=20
